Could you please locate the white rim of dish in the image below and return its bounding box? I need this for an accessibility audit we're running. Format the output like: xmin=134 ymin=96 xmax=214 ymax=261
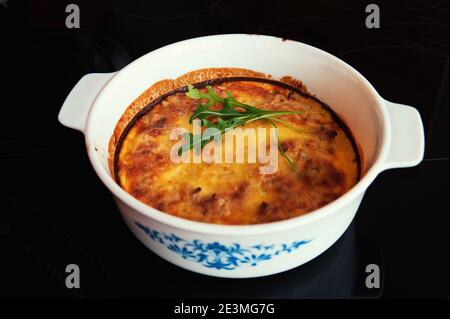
xmin=85 ymin=34 xmax=390 ymax=236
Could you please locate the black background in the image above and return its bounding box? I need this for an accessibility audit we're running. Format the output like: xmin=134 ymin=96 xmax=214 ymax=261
xmin=0 ymin=0 xmax=448 ymax=299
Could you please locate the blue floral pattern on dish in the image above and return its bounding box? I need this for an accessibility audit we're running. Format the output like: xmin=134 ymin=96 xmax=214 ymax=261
xmin=134 ymin=222 xmax=312 ymax=270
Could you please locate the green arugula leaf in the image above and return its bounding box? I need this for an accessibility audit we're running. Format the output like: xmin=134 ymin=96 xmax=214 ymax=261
xmin=180 ymin=84 xmax=307 ymax=170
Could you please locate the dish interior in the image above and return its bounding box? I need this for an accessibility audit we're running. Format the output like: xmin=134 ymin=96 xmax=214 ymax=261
xmin=113 ymin=77 xmax=361 ymax=224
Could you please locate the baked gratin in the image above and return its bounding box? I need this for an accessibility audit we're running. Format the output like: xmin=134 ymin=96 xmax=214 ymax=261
xmin=110 ymin=68 xmax=360 ymax=225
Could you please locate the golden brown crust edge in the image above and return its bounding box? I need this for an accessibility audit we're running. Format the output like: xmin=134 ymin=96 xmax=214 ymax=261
xmin=108 ymin=67 xmax=309 ymax=176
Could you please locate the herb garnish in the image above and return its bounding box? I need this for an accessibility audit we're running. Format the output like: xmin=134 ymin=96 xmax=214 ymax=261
xmin=180 ymin=84 xmax=305 ymax=170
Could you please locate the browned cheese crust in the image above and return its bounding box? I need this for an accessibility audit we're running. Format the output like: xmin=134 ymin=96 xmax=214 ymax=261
xmin=112 ymin=69 xmax=360 ymax=225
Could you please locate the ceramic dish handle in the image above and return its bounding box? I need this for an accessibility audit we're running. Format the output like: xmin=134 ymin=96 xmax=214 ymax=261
xmin=382 ymin=99 xmax=425 ymax=170
xmin=58 ymin=72 xmax=116 ymax=133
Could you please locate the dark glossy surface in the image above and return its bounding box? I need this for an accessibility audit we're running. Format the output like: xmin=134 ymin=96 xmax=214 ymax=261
xmin=0 ymin=0 xmax=448 ymax=298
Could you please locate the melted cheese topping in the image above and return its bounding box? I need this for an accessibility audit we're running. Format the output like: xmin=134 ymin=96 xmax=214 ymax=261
xmin=116 ymin=81 xmax=359 ymax=224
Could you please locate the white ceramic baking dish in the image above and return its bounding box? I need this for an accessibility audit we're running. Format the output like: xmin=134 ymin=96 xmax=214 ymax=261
xmin=58 ymin=34 xmax=424 ymax=278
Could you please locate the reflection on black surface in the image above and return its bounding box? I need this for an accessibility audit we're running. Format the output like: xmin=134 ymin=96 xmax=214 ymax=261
xmin=169 ymin=222 xmax=380 ymax=299
xmin=148 ymin=223 xmax=359 ymax=299
xmin=3 ymin=216 xmax=383 ymax=298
